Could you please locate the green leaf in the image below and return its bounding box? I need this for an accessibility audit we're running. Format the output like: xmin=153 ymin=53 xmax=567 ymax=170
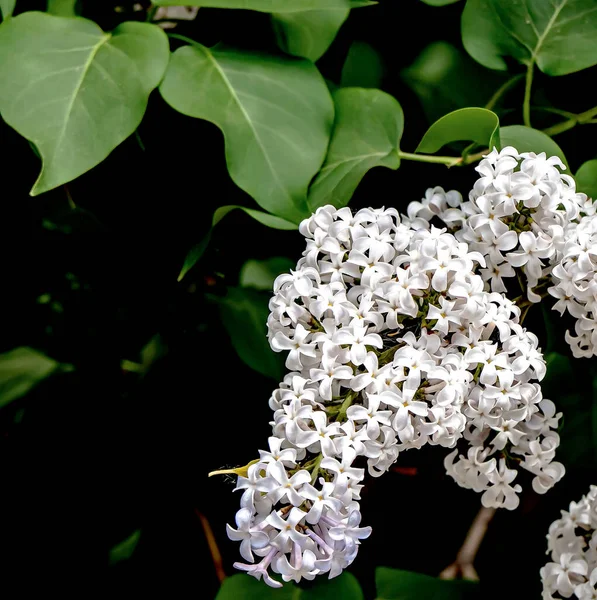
xmin=216 ymin=572 xmax=364 ymax=600
xmin=401 ymin=41 xmax=510 ymax=123
xmin=0 ymin=0 xmax=15 ymax=19
xmin=109 ymin=530 xmax=141 ymax=565
xmin=462 ymin=0 xmax=597 ymax=76
xmin=341 ymin=41 xmax=385 ymax=89
xmin=0 ymin=347 xmax=71 ymax=409
xmin=160 ymin=43 xmax=333 ymax=223
xmin=47 ymin=0 xmax=78 ymax=16
xmin=218 ymin=287 xmax=284 ymax=381
xmin=416 ymin=108 xmax=500 ymax=154
xmin=376 ymin=567 xmax=478 ymax=600
xmin=240 ymin=257 xmax=295 ymax=290
xmin=154 ymin=0 xmax=348 ymax=10
xmin=420 ymin=0 xmax=461 ymax=5
xmin=272 ymin=3 xmax=349 ymax=62
xmin=177 ymin=206 xmax=297 ymax=282
xmin=0 ymin=13 xmax=169 ymax=195
xmin=308 ymin=87 xmax=403 ymax=211
xmin=576 ymin=159 xmax=597 ymax=200
xmin=499 ymin=125 xmax=568 ymax=167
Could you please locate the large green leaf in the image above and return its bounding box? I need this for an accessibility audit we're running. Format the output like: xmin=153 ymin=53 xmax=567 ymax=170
xmin=154 ymin=0 xmax=348 ymax=10
xmin=177 ymin=206 xmax=297 ymax=282
xmin=272 ymin=3 xmax=349 ymax=62
xmin=0 ymin=13 xmax=169 ymax=195
xmin=0 ymin=0 xmax=15 ymax=18
xmin=160 ymin=43 xmax=333 ymax=223
xmin=576 ymin=159 xmax=597 ymax=200
xmin=216 ymin=572 xmax=364 ymax=599
xmin=47 ymin=0 xmax=78 ymax=16
xmin=109 ymin=530 xmax=141 ymax=565
xmin=341 ymin=41 xmax=385 ymax=89
xmin=416 ymin=108 xmax=500 ymax=154
xmin=401 ymin=41 xmax=510 ymax=123
xmin=462 ymin=0 xmax=597 ymax=76
xmin=0 ymin=347 xmax=72 ymax=409
xmin=308 ymin=87 xmax=403 ymax=211
xmin=499 ymin=125 xmax=568 ymax=167
xmin=218 ymin=287 xmax=284 ymax=381
xmin=240 ymin=257 xmax=295 ymax=290
xmin=376 ymin=567 xmax=478 ymax=600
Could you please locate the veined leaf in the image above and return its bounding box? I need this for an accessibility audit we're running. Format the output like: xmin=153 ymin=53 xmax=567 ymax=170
xmin=416 ymin=107 xmax=500 ymax=154
xmin=160 ymin=43 xmax=333 ymax=223
xmin=154 ymin=0 xmax=348 ymax=10
xmin=0 ymin=13 xmax=169 ymax=195
xmin=308 ymin=87 xmax=403 ymax=211
xmin=462 ymin=0 xmax=597 ymax=76
xmin=576 ymin=159 xmax=597 ymax=200
xmin=499 ymin=125 xmax=568 ymax=168
xmin=240 ymin=257 xmax=296 ymax=290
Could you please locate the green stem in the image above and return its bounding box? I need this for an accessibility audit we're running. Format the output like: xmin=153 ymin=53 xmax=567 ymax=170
xmin=542 ymin=104 xmax=597 ymax=137
xmin=485 ymin=73 xmax=524 ymax=111
xmin=310 ymin=454 xmax=323 ymax=484
xmin=523 ymin=63 xmax=534 ymax=127
xmin=167 ymin=32 xmax=200 ymax=47
xmin=336 ymin=391 xmax=357 ymax=422
xmin=146 ymin=5 xmax=158 ymax=22
xmin=397 ymin=151 xmax=461 ymax=167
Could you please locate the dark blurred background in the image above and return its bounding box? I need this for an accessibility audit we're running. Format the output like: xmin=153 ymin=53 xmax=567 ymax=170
xmin=1 ymin=0 xmax=595 ymax=597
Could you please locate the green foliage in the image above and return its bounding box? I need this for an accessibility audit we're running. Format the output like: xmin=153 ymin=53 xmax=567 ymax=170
xmin=401 ymin=41 xmax=509 ymax=123
xmin=160 ymin=43 xmax=334 ymax=223
xmin=499 ymin=125 xmax=567 ymax=166
xmin=216 ymin=572 xmax=364 ymax=599
xmin=0 ymin=13 xmax=169 ymax=195
xmin=0 ymin=0 xmax=15 ymax=18
xmin=576 ymin=159 xmax=597 ymax=199
xmin=462 ymin=0 xmax=597 ymax=75
xmin=341 ymin=41 xmax=385 ymax=89
xmin=375 ymin=567 xmax=479 ymax=599
xmin=420 ymin=0 xmax=461 ymax=5
xmin=416 ymin=108 xmax=500 ymax=154
xmin=239 ymin=257 xmax=296 ymax=290
xmin=218 ymin=287 xmax=284 ymax=381
xmin=153 ymin=0 xmax=349 ymax=10
xmin=109 ymin=529 xmax=141 ymax=565
xmin=0 ymin=347 xmax=71 ymax=409
xmin=272 ymin=4 xmax=350 ymax=62
xmin=308 ymin=87 xmax=403 ymax=211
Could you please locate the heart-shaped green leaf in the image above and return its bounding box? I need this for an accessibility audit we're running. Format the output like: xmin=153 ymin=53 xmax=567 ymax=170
xmin=462 ymin=0 xmax=597 ymax=76
xmin=416 ymin=107 xmax=499 ymax=154
xmin=215 ymin=572 xmax=364 ymax=599
xmin=0 ymin=13 xmax=169 ymax=195
xmin=341 ymin=41 xmax=385 ymax=89
xmin=576 ymin=159 xmax=597 ymax=200
xmin=160 ymin=43 xmax=333 ymax=223
xmin=308 ymin=87 xmax=403 ymax=211
xmin=272 ymin=1 xmax=350 ymax=61
xmin=499 ymin=125 xmax=568 ymax=168
xmin=240 ymin=257 xmax=296 ymax=290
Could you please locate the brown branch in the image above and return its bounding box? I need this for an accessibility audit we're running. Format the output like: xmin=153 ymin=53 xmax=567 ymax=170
xmin=439 ymin=505 xmax=496 ymax=581
xmin=195 ymin=509 xmax=226 ymax=583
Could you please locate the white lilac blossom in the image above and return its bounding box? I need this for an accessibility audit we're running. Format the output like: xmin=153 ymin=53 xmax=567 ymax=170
xmin=541 ymin=486 xmax=597 ymax=599
xmin=404 ymin=148 xmax=597 ymax=358
xmin=225 ymin=204 xmax=564 ymax=587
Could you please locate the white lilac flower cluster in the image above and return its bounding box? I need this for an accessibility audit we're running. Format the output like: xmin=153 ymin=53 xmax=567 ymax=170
xmin=405 ymin=148 xmax=597 ymax=358
xmin=226 ymin=203 xmax=564 ymax=587
xmin=541 ymin=486 xmax=597 ymax=599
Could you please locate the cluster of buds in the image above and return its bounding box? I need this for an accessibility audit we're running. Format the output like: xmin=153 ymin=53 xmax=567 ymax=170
xmin=541 ymin=486 xmax=597 ymax=599
xmin=405 ymin=148 xmax=597 ymax=358
xmin=225 ymin=199 xmax=564 ymax=586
